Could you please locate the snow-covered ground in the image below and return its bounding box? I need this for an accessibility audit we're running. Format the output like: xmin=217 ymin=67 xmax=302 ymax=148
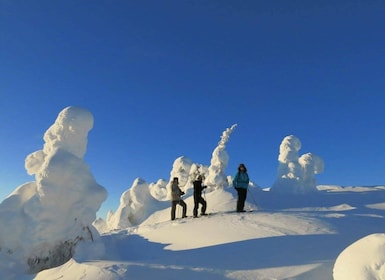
xmin=33 ymin=185 xmax=385 ymax=280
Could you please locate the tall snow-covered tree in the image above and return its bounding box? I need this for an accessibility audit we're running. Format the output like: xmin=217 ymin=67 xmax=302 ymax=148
xmin=271 ymin=135 xmax=324 ymax=194
xmin=0 ymin=106 xmax=107 ymax=273
xmin=205 ymin=124 xmax=237 ymax=190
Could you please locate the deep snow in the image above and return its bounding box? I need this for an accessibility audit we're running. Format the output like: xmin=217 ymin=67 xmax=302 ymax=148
xmin=34 ymin=185 xmax=385 ymax=280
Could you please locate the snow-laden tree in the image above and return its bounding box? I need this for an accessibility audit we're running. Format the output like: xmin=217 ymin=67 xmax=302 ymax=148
xmin=298 ymin=152 xmax=324 ymax=193
xmin=164 ymin=124 xmax=237 ymax=193
xmin=0 ymin=106 xmax=107 ymax=274
xmin=271 ymin=135 xmax=324 ymax=194
xmin=169 ymin=156 xmax=194 ymax=189
xmin=149 ymin=179 xmax=169 ymax=201
xmin=205 ymin=124 xmax=237 ymax=190
xmin=106 ymin=178 xmax=149 ymax=229
xmin=105 ymin=178 xmax=168 ymax=230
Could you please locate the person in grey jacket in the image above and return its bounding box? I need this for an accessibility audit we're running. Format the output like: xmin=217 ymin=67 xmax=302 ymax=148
xmin=170 ymin=177 xmax=187 ymax=220
xmin=232 ymin=163 xmax=249 ymax=212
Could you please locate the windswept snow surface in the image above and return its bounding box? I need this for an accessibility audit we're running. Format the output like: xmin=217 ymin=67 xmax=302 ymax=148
xmin=32 ymin=185 xmax=385 ymax=280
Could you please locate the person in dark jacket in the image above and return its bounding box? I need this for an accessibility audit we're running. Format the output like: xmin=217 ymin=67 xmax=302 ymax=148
xmin=193 ymin=175 xmax=207 ymax=218
xmin=232 ymin=163 xmax=250 ymax=212
xmin=170 ymin=177 xmax=187 ymax=220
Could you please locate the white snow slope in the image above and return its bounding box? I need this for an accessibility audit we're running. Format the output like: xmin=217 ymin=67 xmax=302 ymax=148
xmin=31 ymin=185 xmax=385 ymax=280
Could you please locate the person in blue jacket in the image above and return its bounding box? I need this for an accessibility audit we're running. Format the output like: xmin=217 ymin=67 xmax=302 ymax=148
xmin=232 ymin=163 xmax=249 ymax=212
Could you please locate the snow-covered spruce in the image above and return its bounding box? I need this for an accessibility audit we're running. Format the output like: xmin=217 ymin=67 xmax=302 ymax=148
xmin=0 ymin=106 xmax=107 ymax=274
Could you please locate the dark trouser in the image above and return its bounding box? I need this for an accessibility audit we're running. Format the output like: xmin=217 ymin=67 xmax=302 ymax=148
xmin=171 ymin=200 xmax=187 ymax=220
xmin=236 ymin=188 xmax=247 ymax=211
xmin=193 ymin=195 xmax=207 ymax=217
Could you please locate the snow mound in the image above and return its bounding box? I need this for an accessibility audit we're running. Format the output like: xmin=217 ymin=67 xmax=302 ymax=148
xmin=105 ymin=178 xmax=168 ymax=230
xmin=35 ymin=259 xmax=120 ymax=280
xmin=136 ymin=189 xmax=334 ymax=250
xmin=333 ymin=233 xmax=385 ymax=280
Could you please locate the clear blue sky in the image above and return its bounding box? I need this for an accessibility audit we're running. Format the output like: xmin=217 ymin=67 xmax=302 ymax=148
xmin=1 ymin=1 xmax=385 ymax=216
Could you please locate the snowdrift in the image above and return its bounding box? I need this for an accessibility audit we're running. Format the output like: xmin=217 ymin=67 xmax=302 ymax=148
xmin=34 ymin=185 xmax=385 ymax=280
